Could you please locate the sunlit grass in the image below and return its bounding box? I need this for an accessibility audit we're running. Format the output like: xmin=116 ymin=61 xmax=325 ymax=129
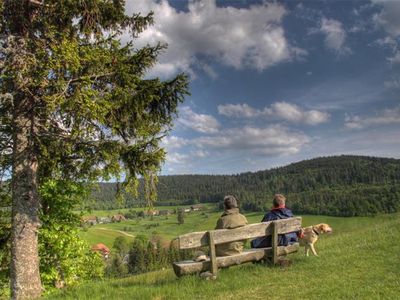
xmin=48 ymin=213 xmax=400 ymax=299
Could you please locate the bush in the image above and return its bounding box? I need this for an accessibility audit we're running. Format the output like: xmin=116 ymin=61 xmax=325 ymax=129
xmin=39 ymin=180 xmax=104 ymax=292
xmin=177 ymin=210 xmax=185 ymax=225
xmin=105 ymin=255 xmax=128 ymax=278
xmin=113 ymin=236 xmax=129 ymax=257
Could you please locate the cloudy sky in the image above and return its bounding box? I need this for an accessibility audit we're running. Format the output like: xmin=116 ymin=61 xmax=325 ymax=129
xmin=126 ymin=0 xmax=400 ymax=175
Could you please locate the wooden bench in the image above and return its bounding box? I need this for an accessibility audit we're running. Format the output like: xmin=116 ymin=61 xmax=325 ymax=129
xmin=172 ymin=217 xmax=302 ymax=277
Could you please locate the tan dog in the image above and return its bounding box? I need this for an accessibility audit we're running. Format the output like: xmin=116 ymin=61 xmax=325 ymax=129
xmin=299 ymin=223 xmax=332 ymax=256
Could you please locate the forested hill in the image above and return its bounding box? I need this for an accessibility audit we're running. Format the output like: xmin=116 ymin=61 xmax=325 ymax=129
xmin=91 ymin=155 xmax=400 ymax=216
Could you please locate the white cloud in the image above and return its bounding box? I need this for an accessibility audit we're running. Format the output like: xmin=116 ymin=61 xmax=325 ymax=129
xmin=373 ymin=36 xmax=400 ymax=65
xmin=218 ymin=102 xmax=330 ymax=125
xmin=178 ymin=106 xmax=220 ymax=133
xmin=162 ymin=124 xmax=311 ymax=173
xmin=388 ymin=51 xmax=400 ymax=64
xmin=384 ymin=77 xmax=400 ymax=89
xmin=125 ymin=0 xmax=305 ymax=78
xmin=371 ymin=0 xmax=400 ymax=64
xmin=345 ymin=106 xmax=400 ymax=129
xmin=165 ymin=152 xmax=188 ymax=164
xmin=317 ymin=18 xmax=350 ymax=54
xmin=193 ymin=125 xmax=310 ymax=156
xmin=374 ymin=36 xmax=397 ymax=48
xmin=163 ymin=143 xmax=210 ymax=171
xmin=217 ymin=103 xmax=260 ymax=118
xmin=160 ymin=135 xmax=188 ymax=149
xmin=372 ymin=0 xmax=400 ymax=37
xmin=270 ymin=102 xmax=329 ymax=125
xmin=190 ymin=149 xmax=209 ymax=158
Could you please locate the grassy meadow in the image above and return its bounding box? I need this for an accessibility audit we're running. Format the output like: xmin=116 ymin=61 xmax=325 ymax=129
xmin=48 ymin=211 xmax=400 ymax=300
xmin=80 ymin=205 xmax=205 ymax=218
xmin=78 ymin=204 xmax=220 ymax=247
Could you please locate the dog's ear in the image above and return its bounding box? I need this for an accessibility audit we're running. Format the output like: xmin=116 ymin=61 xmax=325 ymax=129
xmin=319 ymin=223 xmax=332 ymax=233
xmin=318 ymin=224 xmax=326 ymax=233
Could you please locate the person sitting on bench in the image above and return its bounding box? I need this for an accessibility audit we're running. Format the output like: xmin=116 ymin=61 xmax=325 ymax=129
xmin=251 ymin=194 xmax=298 ymax=248
xmin=215 ymin=195 xmax=248 ymax=256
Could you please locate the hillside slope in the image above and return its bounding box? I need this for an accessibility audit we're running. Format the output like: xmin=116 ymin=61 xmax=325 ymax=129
xmin=91 ymin=155 xmax=400 ymax=216
xmin=46 ymin=213 xmax=400 ymax=300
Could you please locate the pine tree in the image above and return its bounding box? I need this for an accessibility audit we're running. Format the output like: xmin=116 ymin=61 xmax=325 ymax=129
xmin=0 ymin=1 xmax=188 ymax=298
xmin=145 ymin=242 xmax=155 ymax=271
xmin=113 ymin=236 xmax=129 ymax=258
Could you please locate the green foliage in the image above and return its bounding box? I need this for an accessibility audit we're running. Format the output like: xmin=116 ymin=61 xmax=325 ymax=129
xmin=39 ymin=180 xmax=104 ymax=292
xmin=0 ymin=180 xmax=105 ymax=295
xmin=112 ymin=236 xmax=129 ymax=257
xmin=127 ymin=235 xmax=148 ymax=274
xmin=104 ymin=255 xmax=128 ymax=278
xmin=0 ymin=183 xmax=11 ymax=298
xmin=126 ymin=234 xmax=192 ymax=276
xmin=124 ymin=209 xmax=138 ymax=219
xmin=177 ymin=209 xmax=185 ymax=225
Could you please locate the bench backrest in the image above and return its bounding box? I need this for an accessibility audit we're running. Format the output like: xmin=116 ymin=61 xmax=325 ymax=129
xmin=177 ymin=217 xmax=302 ymax=249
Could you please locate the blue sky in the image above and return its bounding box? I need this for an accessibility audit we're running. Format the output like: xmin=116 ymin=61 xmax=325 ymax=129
xmin=125 ymin=0 xmax=400 ymax=175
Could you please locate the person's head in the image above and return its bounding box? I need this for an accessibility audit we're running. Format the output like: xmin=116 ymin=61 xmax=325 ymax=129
xmin=272 ymin=194 xmax=286 ymax=208
xmin=223 ymin=195 xmax=238 ymax=210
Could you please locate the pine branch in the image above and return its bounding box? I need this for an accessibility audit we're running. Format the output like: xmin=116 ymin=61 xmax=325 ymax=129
xmin=69 ymin=72 xmax=115 ymax=84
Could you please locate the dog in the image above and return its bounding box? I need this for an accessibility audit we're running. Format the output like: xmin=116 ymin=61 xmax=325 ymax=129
xmin=298 ymin=223 xmax=332 ymax=257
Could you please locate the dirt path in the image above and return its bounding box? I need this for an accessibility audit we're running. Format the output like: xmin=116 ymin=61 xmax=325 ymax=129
xmin=97 ymin=227 xmax=135 ymax=238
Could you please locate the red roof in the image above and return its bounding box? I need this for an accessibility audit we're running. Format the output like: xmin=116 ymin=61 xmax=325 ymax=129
xmin=91 ymin=243 xmax=110 ymax=255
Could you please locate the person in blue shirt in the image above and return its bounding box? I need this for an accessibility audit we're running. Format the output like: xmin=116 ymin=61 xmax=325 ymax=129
xmin=251 ymin=194 xmax=298 ymax=248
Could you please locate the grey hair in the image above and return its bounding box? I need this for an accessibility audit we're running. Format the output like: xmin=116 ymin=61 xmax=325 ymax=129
xmin=224 ymin=195 xmax=238 ymax=209
xmin=272 ymin=194 xmax=286 ymax=207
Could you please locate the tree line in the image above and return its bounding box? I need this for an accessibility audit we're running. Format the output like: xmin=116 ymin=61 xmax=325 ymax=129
xmin=89 ymin=155 xmax=400 ymax=216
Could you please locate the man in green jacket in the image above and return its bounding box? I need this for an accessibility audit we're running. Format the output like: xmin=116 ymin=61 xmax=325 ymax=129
xmin=215 ymin=195 xmax=248 ymax=256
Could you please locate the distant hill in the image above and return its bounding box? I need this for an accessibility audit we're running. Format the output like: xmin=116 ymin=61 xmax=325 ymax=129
xmin=90 ymin=155 xmax=400 ymax=216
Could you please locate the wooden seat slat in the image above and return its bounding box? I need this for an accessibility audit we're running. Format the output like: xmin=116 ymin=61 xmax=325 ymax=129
xmin=173 ymin=243 xmax=299 ymax=277
xmin=178 ymin=217 xmax=301 ymax=249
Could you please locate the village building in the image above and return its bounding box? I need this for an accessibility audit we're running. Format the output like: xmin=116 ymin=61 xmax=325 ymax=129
xmin=191 ymin=204 xmax=203 ymax=211
xmin=111 ymin=214 xmax=126 ymax=222
xmin=81 ymin=215 xmax=97 ymax=226
xmin=91 ymin=243 xmax=110 ymax=259
xmin=97 ymin=216 xmax=111 ymax=224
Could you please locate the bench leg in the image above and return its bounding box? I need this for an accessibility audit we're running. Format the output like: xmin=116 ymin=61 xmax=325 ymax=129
xmin=270 ymin=221 xmax=278 ymax=265
xmin=207 ymin=231 xmax=218 ymax=276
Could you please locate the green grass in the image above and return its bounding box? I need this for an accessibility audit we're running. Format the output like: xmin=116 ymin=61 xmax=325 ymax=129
xmin=79 ymin=228 xmax=135 ymax=247
xmin=79 ymin=204 xmax=223 ymax=247
xmin=80 ymin=203 xmax=216 ymax=217
xmin=48 ymin=213 xmax=400 ymax=299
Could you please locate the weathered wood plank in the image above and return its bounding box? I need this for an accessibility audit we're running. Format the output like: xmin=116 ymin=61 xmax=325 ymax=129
xmin=270 ymin=222 xmax=278 ymax=265
xmin=208 ymin=231 xmax=218 ymax=275
xmin=172 ymin=243 xmax=299 ymax=277
xmin=178 ymin=217 xmax=302 ymax=249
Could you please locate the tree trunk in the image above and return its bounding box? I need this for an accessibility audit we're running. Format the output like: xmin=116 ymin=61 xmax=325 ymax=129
xmin=10 ymin=98 xmax=42 ymax=299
